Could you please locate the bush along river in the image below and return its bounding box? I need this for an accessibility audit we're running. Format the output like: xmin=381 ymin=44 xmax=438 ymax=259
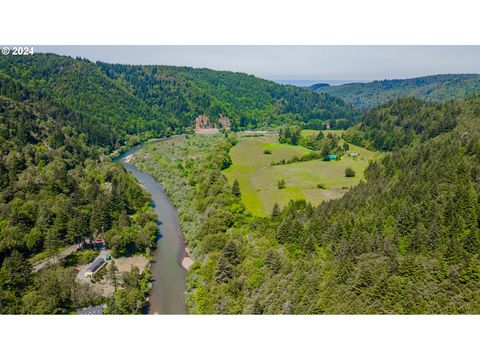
xmin=114 ymin=142 xmax=188 ymax=314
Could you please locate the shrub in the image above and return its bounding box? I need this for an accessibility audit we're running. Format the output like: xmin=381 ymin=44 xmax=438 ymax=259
xmin=263 ymin=149 xmax=272 ymax=154
xmin=80 ymin=250 xmax=99 ymax=264
xmin=345 ymin=167 xmax=356 ymax=177
xmin=277 ymin=179 xmax=286 ymax=189
xmin=317 ymin=183 xmax=326 ymax=189
xmin=92 ymin=266 xmax=107 ymax=283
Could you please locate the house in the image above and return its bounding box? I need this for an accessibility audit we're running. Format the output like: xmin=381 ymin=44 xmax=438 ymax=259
xmin=94 ymin=238 xmax=106 ymax=250
xmin=84 ymin=257 xmax=106 ymax=278
xmin=326 ymin=154 xmax=337 ymax=161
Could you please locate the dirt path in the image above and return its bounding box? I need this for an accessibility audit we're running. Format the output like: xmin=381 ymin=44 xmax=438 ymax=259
xmin=32 ymin=244 xmax=81 ymax=272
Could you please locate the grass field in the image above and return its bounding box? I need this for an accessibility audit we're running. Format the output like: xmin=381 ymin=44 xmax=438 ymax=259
xmin=223 ymin=133 xmax=380 ymax=217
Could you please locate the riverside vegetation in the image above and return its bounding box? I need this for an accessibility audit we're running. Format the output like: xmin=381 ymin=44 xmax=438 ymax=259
xmin=1 ymin=53 xmax=479 ymax=314
xmin=132 ymin=95 xmax=480 ymax=313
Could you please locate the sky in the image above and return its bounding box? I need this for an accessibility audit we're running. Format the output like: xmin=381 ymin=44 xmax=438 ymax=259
xmin=36 ymin=46 xmax=480 ymax=85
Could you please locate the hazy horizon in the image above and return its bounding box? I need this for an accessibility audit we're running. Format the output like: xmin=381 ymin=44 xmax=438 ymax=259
xmin=274 ymin=79 xmax=368 ymax=86
xmin=33 ymin=46 xmax=480 ymax=85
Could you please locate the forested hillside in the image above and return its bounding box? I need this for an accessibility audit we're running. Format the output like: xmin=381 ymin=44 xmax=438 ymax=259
xmin=313 ymin=74 xmax=480 ymax=110
xmin=97 ymin=62 xmax=359 ymax=129
xmin=0 ymin=66 xmax=157 ymax=314
xmin=255 ymin=96 xmax=480 ymax=313
xmin=343 ymin=97 xmax=459 ymax=151
xmin=0 ymin=53 xmax=359 ymax=144
xmin=132 ymin=96 xmax=480 ymax=314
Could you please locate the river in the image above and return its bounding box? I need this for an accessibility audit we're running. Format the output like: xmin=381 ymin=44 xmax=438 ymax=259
xmin=114 ymin=142 xmax=188 ymax=314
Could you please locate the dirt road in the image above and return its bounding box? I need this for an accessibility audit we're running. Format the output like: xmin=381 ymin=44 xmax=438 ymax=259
xmin=32 ymin=244 xmax=81 ymax=272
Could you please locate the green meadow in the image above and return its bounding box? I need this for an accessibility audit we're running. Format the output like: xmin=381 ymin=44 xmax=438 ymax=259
xmin=223 ymin=132 xmax=380 ymax=217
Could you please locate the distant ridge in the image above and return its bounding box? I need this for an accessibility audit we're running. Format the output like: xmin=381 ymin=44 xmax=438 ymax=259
xmin=306 ymin=83 xmax=330 ymax=91
xmin=311 ymin=73 xmax=480 ymax=110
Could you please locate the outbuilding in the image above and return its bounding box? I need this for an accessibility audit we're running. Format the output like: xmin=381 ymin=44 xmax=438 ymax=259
xmin=84 ymin=257 xmax=106 ymax=278
xmin=94 ymin=238 xmax=106 ymax=250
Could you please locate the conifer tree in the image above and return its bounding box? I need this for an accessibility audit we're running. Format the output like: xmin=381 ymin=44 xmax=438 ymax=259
xmin=231 ymin=179 xmax=241 ymax=197
xmin=271 ymin=203 xmax=281 ymax=217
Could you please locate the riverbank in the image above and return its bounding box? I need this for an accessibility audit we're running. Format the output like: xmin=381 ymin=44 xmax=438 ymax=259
xmin=181 ymin=246 xmax=194 ymax=270
xmin=119 ymin=145 xmax=188 ymax=314
xmin=127 ymin=134 xmax=253 ymax=314
xmin=111 ymin=135 xmax=186 ymax=162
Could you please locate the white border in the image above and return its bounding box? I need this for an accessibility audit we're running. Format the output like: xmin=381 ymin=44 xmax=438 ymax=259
xmin=1 ymin=1 xmax=479 ymax=359
xmin=1 ymin=315 xmax=479 ymax=360
xmin=1 ymin=0 xmax=480 ymax=45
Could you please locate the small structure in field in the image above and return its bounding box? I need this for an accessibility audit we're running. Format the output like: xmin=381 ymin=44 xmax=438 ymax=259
xmin=326 ymin=154 xmax=337 ymax=161
xmin=349 ymin=152 xmax=359 ymax=157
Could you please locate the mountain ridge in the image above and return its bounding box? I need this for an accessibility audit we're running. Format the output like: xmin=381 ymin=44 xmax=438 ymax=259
xmin=310 ymin=73 xmax=480 ymax=110
xmin=0 ymin=53 xmax=360 ymax=147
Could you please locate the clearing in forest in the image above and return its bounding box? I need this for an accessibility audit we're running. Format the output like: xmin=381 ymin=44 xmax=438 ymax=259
xmin=222 ymin=132 xmax=380 ymax=217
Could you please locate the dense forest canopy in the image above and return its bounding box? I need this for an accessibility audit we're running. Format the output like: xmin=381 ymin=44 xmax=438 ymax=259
xmin=1 ymin=52 xmax=479 ymax=314
xmin=343 ymin=97 xmax=459 ymax=151
xmin=313 ymin=74 xmax=480 ymax=110
xmin=0 ymin=53 xmax=359 ymax=147
xmin=97 ymin=62 xmax=359 ymax=130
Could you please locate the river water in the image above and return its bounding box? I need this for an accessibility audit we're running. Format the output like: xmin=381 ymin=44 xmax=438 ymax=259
xmin=114 ymin=143 xmax=188 ymax=314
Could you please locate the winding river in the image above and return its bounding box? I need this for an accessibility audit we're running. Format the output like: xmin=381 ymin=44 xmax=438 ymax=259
xmin=114 ymin=143 xmax=188 ymax=314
